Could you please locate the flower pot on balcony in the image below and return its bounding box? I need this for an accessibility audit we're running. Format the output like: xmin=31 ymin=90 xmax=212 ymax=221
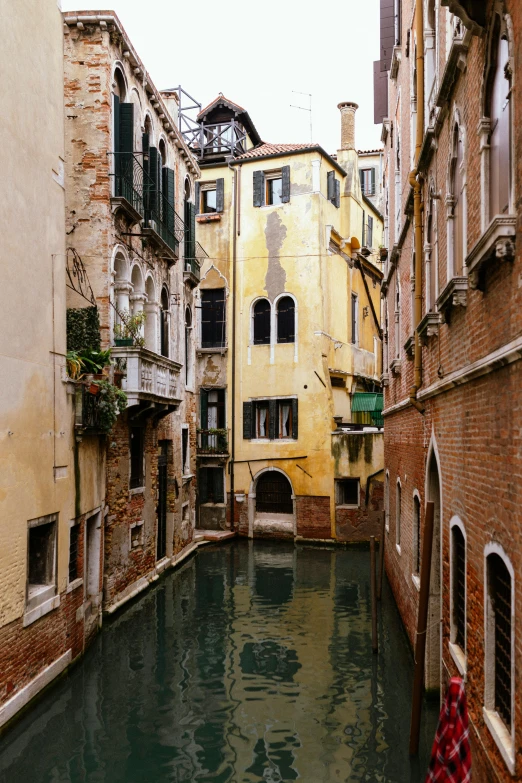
xmin=115 ymin=337 xmax=133 ymax=347
xmin=89 ymin=382 xmax=100 ymax=395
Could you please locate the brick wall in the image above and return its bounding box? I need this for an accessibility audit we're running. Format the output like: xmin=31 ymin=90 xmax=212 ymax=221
xmin=295 ymin=496 xmax=331 ymax=540
xmin=336 ymin=480 xmax=384 ymax=542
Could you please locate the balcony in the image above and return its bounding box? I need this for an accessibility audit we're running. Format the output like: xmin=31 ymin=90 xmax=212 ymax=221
xmin=111 ymin=346 xmax=182 ymax=409
xmin=111 ymin=152 xmax=147 ymax=223
xmin=142 ymin=197 xmax=184 ymax=263
xmin=197 ymin=429 xmax=229 ymax=456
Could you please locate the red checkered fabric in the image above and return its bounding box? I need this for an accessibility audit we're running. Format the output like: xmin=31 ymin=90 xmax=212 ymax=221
xmin=425 ymin=677 xmax=471 ymax=782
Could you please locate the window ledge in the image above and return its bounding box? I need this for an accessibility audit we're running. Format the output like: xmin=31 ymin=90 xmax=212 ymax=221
xmin=418 ymin=311 xmax=441 ymax=344
xmin=466 ymin=215 xmax=516 ymax=291
xmin=200 ymin=502 xmax=227 ymax=508
xmin=66 ymin=577 xmax=84 ymax=594
xmin=24 ymin=594 xmax=60 ymax=628
xmin=483 ymin=707 xmax=515 ymax=775
xmin=411 ymin=573 xmax=421 ymax=592
xmin=129 ymin=486 xmax=145 ymax=496
xmin=390 ymin=358 xmax=402 ymax=376
xmin=250 ymin=439 xmax=297 ymax=444
xmin=436 ymin=276 xmax=468 ymax=321
xmin=404 ymin=335 xmax=415 ymax=360
xmin=196 ymin=213 xmax=221 ymax=223
xmin=390 ymin=45 xmax=401 ymax=80
xmin=336 ymin=504 xmax=360 ymax=510
xmin=448 ymin=641 xmax=467 ymax=677
xmin=182 ymin=474 xmax=194 ymax=483
xmin=381 ymin=372 xmax=390 ymax=387
xmin=197 ymin=346 xmax=228 ymax=355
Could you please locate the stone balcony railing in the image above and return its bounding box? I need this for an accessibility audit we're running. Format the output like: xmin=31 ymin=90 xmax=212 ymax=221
xmin=111 ymin=346 xmax=182 ymax=408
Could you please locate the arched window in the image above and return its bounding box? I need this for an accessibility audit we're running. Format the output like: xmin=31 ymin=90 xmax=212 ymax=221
xmin=276 ymin=296 xmax=295 ymax=343
xmin=450 ymin=520 xmax=466 ymax=652
xmin=394 ymin=279 xmax=400 ymax=359
xmin=185 ymin=306 xmax=192 ymax=386
xmin=485 ymin=548 xmax=513 ymax=740
xmin=487 ymin=19 xmax=511 ymax=217
xmin=253 ymin=299 xmax=271 ymax=345
xmin=160 ymin=287 xmax=169 ymax=357
xmin=113 ymin=67 xmax=126 ymax=101
xmin=396 ymin=480 xmax=401 ymax=549
xmin=449 ymin=123 xmax=464 ymax=276
xmin=425 ymin=0 xmax=436 ymax=107
xmin=256 ymin=471 xmax=293 ymax=515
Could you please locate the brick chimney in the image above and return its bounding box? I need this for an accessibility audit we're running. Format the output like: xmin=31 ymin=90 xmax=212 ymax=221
xmin=338 ymin=101 xmax=358 ymax=150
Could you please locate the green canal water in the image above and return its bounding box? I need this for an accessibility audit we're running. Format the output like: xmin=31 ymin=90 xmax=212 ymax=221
xmin=0 ymin=541 xmax=438 ymax=782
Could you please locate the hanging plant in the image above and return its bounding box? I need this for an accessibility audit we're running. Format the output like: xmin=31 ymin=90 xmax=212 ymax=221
xmin=90 ymin=379 xmax=127 ymax=433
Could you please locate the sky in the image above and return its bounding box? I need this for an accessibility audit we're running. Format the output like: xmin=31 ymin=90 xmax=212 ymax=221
xmin=61 ymin=0 xmax=383 ymax=154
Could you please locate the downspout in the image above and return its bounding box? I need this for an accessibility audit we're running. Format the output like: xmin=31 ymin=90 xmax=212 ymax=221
xmin=409 ymin=0 xmax=425 ymax=414
xmin=228 ymin=161 xmax=239 ymax=531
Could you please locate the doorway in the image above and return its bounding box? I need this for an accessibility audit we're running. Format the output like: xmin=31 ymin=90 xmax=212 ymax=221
xmin=426 ymin=449 xmax=441 ymax=692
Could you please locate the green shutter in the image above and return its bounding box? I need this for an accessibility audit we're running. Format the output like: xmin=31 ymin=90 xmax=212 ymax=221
xmin=199 ymin=468 xmax=208 ymax=504
xmin=281 ymin=165 xmax=290 ymax=203
xmin=216 ymin=178 xmax=224 ymax=212
xmin=195 ymin=182 xmax=200 ymax=214
xmin=243 ymin=401 xmax=253 ymax=439
xmin=189 ymin=201 xmax=196 ymax=260
xmin=327 ymin=170 xmax=335 ymax=201
xmin=148 ymin=146 xmax=159 ymax=216
xmin=119 ymin=103 xmax=134 ymax=153
xmin=334 ymin=179 xmax=340 ymax=208
xmin=292 ymin=398 xmax=298 ymax=440
xmin=371 ymin=167 xmax=376 ymax=194
xmin=268 ymin=399 xmax=277 ymax=440
xmin=362 ymin=209 xmax=366 ymax=246
xmin=359 ymin=169 xmax=364 ymax=192
xmin=214 ymin=469 xmax=225 ymax=503
xmin=200 ymin=389 xmax=208 ymax=428
xmin=253 ymin=170 xmax=264 ymax=207
xmin=163 ymin=167 xmax=175 ymax=239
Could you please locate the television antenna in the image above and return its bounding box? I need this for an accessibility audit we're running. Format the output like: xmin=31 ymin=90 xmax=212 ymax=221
xmin=290 ymin=91 xmax=313 ymax=143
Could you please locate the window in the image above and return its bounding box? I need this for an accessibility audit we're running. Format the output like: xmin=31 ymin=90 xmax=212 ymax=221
xmin=253 ymin=299 xmax=271 ymax=345
xmin=253 ymin=167 xmax=290 ymax=207
xmin=202 ymin=188 xmax=217 ymax=213
xmin=413 ymin=495 xmax=421 ymax=575
xmin=451 ymin=523 xmax=466 ymax=650
xmin=185 ymin=306 xmax=193 ymax=386
xmin=486 ymin=552 xmax=513 ymax=732
xmin=160 ymin=287 xmax=169 ymax=358
xmin=360 ymin=168 xmax=376 ymax=196
xmin=487 ymin=19 xmax=511 ymax=218
xmin=199 ymin=467 xmax=225 ymax=504
xmin=276 ymin=296 xmax=295 ymax=343
xmin=396 ymin=481 xmax=401 ymax=548
xmin=27 ymin=515 xmax=57 ymax=607
xmin=200 ymin=388 xmax=226 ymax=429
xmin=327 ymin=170 xmax=341 ymax=207
xmin=449 ymin=123 xmax=465 ymax=276
xmin=69 ymin=522 xmax=80 ymax=584
xmin=130 ymin=426 xmax=144 ymax=489
xmin=201 ymin=289 xmax=226 ymax=348
xmin=335 ymin=479 xmax=360 ymax=507
xmin=351 ymin=294 xmax=358 ymax=345
xmin=330 ymin=376 xmax=346 ymax=388
xmin=243 ymin=398 xmax=298 ymax=440
xmin=182 ymin=426 xmax=189 ymax=475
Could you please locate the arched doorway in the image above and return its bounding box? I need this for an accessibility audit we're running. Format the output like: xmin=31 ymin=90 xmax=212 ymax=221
xmin=251 ymin=469 xmax=295 ymax=539
xmin=426 ymin=447 xmax=441 ymax=692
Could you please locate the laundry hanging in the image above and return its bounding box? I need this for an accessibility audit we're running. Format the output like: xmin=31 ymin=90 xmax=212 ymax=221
xmin=425 ymin=676 xmax=471 ymax=783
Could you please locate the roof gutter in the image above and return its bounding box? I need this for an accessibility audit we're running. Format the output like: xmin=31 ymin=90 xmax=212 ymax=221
xmin=229 ymin=146 xmax=347 ymax=177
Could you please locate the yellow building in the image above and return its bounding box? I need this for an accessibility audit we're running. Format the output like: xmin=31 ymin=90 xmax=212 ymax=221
xmin=182 ymin=95 xmax=384 ymax=541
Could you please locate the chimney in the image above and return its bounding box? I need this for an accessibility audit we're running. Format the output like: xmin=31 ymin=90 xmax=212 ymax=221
xmin=338 ymin=101 xmax=358 ymax=151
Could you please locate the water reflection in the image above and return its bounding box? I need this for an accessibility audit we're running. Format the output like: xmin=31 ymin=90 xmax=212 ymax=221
xmin=0 ymin=541 xmax=437 ymax=783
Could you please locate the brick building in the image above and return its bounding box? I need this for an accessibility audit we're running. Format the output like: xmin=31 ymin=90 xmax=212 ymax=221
xmin=378 ymin=0 xmax=521 ymax=778
xmin=63 ymin=12 xmax=204 ymax=613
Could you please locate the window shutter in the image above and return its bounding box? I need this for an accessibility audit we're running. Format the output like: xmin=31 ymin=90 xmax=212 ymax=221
xmin=243 ymin=401 xmax=253 ymax=439
xmin=281 ymin=165 xmax=291 ymax=203
xmin=362 ymin=209 xmax=366 ymax=246
xmin=190 ymin=201 xmax=196 ymax=258
xmin=269 ymin=399 xmax=277 ymax=440
xmin=142 ymin=132 xmax=149 ymax=169
xmin=200 ymin=389 xmax=208 ymax=428
xmin=327 ymin=170 xmax=335 ymax=202
xmin=118 ymin=102 xmax=134 ymax=200
xmin=163 ymin=167 xmax=175 ymax=238
xmin=253 ymin=170 xmax=265 ymax=207
xmin=113 ymin=95 xmax=121 ymax=153
xmin=291 ymin=398 xmax=298 ymax=439
xmin=359 ymin=169 xmax=364 ymax=192
xmin=195 ymin=182 xmax=200 ymax=214
xmin=199 ymin=468 xmax=208 ymax=504
xmin=334 ymin=179 xmax=340 ymax=208
xmin=371 ymin=167 xmax=376 ymax=194
xmin=216 ymin=178 xmax=224 ymax=212
xmin=214 ymin=469 xmax=225 ymax=503
xmin=148 ymin=146 xmax=159 ymax=215
xmin=217 ymin=389 xmax=226 ymax=428
xmin=368 ymin=215 xmax=374 ymax=247
xmin=119 ymin=102 xmax=134 ymax=155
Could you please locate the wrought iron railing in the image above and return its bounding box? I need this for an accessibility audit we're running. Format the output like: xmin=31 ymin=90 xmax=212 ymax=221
xmin=184 ymin=241 xmax=207 ymax=281
xmin=75 ymin=384 xmax=103 ymax=432
xmin=197 ymin=429 xmax=229 ymax=455
xmin=112 ymin=152 xmax=146 ymax=216
xmin=146 ymin=190 xmax=185 ymax=255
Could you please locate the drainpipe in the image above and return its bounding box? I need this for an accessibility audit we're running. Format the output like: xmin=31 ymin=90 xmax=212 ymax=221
xmin=409 ymin=0 xmax=425 ymax=415
xmin=228 ymin=160 xmax=239 ymax=531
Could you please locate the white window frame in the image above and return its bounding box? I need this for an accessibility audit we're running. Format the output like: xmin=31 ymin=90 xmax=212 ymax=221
xmin=24 ymin=514 xmax=60 ymax=627
xmin=483 ymin=542 xmax=515 ymax=774
xmin=199 ymin=181 xmax=217 ymax=215
xmin=449 ymin=516 xmax=467 ymax=675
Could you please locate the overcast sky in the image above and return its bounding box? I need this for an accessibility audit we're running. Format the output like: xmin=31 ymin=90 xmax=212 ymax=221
xmin=62 ymin=0 xmax=383 ymax=154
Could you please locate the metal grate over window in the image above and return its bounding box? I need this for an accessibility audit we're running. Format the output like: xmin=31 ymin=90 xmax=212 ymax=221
xmin=452 ymin=526 xmax=466 ymax=649
xmin=489 ymin=554 xmax=512 ymax=729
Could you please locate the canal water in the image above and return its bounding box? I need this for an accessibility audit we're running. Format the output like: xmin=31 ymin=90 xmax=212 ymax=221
xmin=0 ymin=541 xmax=438 ymax=783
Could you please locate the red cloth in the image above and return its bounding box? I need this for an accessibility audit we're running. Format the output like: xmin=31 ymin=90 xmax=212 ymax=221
xmin=425 ymin=676 xmax=471 ymax=782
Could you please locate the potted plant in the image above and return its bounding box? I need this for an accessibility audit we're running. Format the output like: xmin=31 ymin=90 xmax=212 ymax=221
xmin=90 ymin=379 xmax=128 ymax=433
xmin=114 ymin=310 xmax=146 ymax=347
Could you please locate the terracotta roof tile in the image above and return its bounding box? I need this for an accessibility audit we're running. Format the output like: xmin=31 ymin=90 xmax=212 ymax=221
xmin=234 ymin=142 xmax=321 ymax=160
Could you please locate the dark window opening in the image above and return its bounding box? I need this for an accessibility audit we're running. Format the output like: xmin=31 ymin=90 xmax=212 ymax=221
xmin=267 ymin=177 xmax=283 ymax=205
xmin=182 ymin=427 xmax=189 ymax=475
xmin=351 ymin=294 xmax=358 ymax=344
xmin=256 ymin=472 xmax=293 ymax=514
xmin=277 ymin=296 xmax=295 ymax=343
xmin=130 ymin=426 xmax=144 ymax=489
xmin=331 ymin=376 xmax=346 ymax=388
xmin=185 ymin=306 xmax=192 ymax=386
xmin=451 ymin=525 xmax=466 ymax=649
xmin=413 ymin=496 xmax=421 ymax=575
xmin=199 ymin=467 xmax=224 ymax=504
xmin=69 ymin=523 xmax=80 ymax=583
xmin=336 ymin=479 xmax=360 ymax=506
xmin=201 ymin=289 xmax=226 ymax=348
xmin=202 ymin=188 xmax=217 ymax=214
xmin=160 ymin=288 xmax=169 ymax=358
xmin=28 ymin=520 xmax=56 ymax=588
xmin=488 ymin=553 xmax=512 ymax=730
xmin=253 ymin=299 xmax=271 ymax=345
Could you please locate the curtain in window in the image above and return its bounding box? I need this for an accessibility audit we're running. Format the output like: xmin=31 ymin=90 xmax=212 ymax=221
xmin=258 ymin=406 xmax=268 ymax=437
xmin=281 ymin=404 xmax=291 ymax=437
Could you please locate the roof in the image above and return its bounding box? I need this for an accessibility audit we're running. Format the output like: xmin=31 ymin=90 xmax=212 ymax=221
xmin=230 ymin=142 xmax=346 ymax=177
xmin=197 ymin=94 xmax=246 ymax=119
xmin=358 ymin=149 xmax=383 ymax=155
xmin=197 ymin=94 xmax=262 ymax=146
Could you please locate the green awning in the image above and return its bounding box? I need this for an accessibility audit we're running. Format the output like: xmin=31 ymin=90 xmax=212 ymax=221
xmin=351 ymin=393 xmax=384 ymax=428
